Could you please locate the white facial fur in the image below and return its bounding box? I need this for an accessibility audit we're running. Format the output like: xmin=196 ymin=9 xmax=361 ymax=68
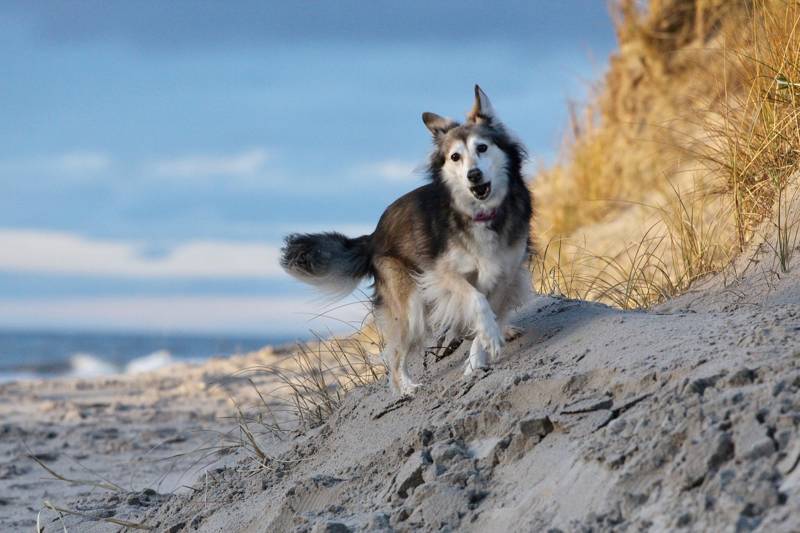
xmin=441 ymin=134 xmax=509 ymax=217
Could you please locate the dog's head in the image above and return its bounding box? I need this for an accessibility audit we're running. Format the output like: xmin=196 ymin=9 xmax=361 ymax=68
xmin=423 ymin=85 xmax=524 ymax=218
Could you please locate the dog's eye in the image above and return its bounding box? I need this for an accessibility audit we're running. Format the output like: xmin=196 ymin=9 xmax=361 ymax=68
xmin=450 ymin=153 xmax=461 ymax=162
xmin=476 ymin=143 xmax=488 ymax=153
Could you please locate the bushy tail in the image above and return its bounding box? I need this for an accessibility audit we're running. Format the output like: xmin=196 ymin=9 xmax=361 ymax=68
xmin=280 ymin=232 xmax=372 ymax=297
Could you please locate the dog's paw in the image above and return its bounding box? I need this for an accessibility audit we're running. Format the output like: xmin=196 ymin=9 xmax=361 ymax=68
xmin=478 ymin=323 xmax=504 ymax=362
xmin=503 ymin=325 xmax=524 ymax=342
xmin=464 ymin=341 xmax=489 ymax=376
xmin=463 ymin=359 xmax=490 ymax=376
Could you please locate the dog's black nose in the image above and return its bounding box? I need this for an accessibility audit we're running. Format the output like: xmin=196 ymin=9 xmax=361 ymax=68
xmin=467 ymin=168 xmax=483 ymax=183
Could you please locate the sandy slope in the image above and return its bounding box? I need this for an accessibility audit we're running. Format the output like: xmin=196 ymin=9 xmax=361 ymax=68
xmin=137 ymin=263 xmax=798 ymax=531
xmin=6 ymin=243 xmax=800 ymax=532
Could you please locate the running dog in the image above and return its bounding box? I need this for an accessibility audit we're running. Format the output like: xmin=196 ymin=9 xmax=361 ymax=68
xmin=281 ymin=85 xmax=533 ymax=395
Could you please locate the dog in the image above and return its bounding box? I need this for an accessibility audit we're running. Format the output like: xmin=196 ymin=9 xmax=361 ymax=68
xmin=281 ymin=85 xmax=533 ymax=395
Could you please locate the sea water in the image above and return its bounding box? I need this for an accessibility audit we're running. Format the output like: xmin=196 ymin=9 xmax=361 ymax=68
xmin=0 ymin=329 xmax=299 ymax=381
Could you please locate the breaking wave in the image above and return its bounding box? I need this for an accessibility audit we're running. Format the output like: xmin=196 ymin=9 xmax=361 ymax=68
xmin=0 ymin=350 xmax=178 ymax=381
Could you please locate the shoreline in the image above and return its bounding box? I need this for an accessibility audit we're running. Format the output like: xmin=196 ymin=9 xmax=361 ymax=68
xmin=0 ymin=331 xmax=305 ymax=383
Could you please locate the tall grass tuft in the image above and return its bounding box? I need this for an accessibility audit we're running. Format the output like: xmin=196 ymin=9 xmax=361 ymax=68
xmin=229 ymin=307 xmax=386 ymax=457
xmin=532 ymin=0 xmax=800 ymax=308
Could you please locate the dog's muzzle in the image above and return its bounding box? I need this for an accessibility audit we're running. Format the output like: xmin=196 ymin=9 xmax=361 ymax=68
xmin=469 ymin=182 xmax=491 ymax=200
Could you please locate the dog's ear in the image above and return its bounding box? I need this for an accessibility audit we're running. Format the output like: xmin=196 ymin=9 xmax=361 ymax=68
xmin=468 ymin=85 xmax=497 ymax=124
xmin=422 ymin=112 xmax=458 ymax=137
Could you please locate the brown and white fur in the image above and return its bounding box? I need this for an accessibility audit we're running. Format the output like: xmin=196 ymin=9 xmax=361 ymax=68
xmin=281 ymin=86 xmax=533 ymax=396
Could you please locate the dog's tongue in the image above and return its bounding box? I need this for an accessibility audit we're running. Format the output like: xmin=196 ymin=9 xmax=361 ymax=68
xmin=474 ymin=209 xmax=496 ymax=222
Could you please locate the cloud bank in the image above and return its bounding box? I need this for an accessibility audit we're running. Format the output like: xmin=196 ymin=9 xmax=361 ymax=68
xmin=0 ymin=295 xmax=368 ymax=335
xmin=0 ymin=229 xmax=284 ymax=279
xmin=151 ymin=148 xmax=269 ymax=180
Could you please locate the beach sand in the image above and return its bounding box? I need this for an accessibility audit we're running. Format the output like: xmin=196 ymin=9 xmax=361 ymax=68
xmin=0 ymin=347 xmax=295 ymax=531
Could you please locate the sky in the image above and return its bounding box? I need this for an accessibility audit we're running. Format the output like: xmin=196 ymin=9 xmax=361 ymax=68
xmin=0 ymin=1 xmax=616 ymax=336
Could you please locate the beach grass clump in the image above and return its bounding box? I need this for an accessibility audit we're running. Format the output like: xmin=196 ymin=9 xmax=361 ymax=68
xmin=532 ymin=0 xmax=800 ymax=308
xmin=229 ymin=314 xmax=386 ymax=458
xmin=256 ymin=327 xmax=385 ymax=430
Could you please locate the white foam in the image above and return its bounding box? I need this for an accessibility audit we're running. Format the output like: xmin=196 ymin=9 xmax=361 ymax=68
xmin=6 ymin=349 xmax=189 ymax=383
xmin=69 ymin=352 xmax=118 ymax=378
xmin=124 ymin=350 xmax=173 ymax=374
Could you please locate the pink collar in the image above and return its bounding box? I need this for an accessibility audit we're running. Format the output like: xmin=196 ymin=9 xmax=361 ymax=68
xmin=473 ymin=209 xmax=497 ymax=222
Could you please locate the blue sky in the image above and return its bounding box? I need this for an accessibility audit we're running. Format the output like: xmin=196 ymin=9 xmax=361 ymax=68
xmin=0 ymin=1 xmax=616 ymax=335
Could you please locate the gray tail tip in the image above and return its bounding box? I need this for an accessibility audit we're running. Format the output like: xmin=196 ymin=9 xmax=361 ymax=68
xmin=279 ymin=233 xmax=310 ymax=272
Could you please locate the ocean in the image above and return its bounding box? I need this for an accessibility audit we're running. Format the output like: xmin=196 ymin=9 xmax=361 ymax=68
xmin=0 ymin=329 xmax=300 ymax=382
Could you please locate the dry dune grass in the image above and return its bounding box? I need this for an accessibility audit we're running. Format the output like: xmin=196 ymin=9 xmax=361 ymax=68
xmin=251 ymin=323 xmax=385 ymax=430
xmin=230 ymin=307 xmax=387 ymax=450
xmin=533 ymin=0 xmax=800 ymax=308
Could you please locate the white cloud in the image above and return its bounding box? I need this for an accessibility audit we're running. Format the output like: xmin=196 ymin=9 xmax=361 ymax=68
xmin=354 ymin=159 xmax=421 ymax=182
xmin=0 ymin=296 xmax=368 ymax=335
xmin=0 ymin=148 xmax=276 ymax=184
xmin=152 ymin=148 xmax=269 ymax=179
xmin=53 ymin=151 xmax=112 ymax=173
xmin=0 ymin=151 xmax=113 ymax=176
xmin=0 ymin=229 xmax=284 ymax=279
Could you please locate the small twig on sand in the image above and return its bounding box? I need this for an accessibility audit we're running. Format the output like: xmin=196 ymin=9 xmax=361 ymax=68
xmin=29 ymin=454 xmax=125 ymax=493
xmin=43 ymin=500 xmax=151 ymax=530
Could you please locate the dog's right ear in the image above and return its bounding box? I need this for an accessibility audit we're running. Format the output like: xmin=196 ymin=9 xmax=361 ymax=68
xmin=468 ymin=85 xmax=497 ymax=124
xmin=422 ymin=112 xmax=458 ymax=137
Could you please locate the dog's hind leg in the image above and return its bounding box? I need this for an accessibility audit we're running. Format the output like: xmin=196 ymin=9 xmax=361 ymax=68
xmin=396 ymin=290 xmax=426 ymax=395
xmin=374 ymin=301 xmax=408 ymax=395
xmin=377 ymin=321 xmax=422 ymax=396
xmin=393 ymin=336 xmax=423 ymax=396
xmin=374 ymin=257 xmax=424 ymax=396
xmin=375 ymin=323 xmax=402 ymax=394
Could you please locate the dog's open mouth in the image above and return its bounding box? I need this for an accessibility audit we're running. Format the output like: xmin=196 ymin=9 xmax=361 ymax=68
xmin=469 ymin=182 xmax=491 ymax=200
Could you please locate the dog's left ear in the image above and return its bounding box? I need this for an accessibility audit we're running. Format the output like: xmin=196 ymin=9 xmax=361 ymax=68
xmin=468 ymin=85 xmax=497 ymax=124
xmin=422 ymin=112 xmax=458 ymax=137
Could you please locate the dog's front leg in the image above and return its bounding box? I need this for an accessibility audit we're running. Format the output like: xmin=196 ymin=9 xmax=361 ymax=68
xmin=461 ymin=285 xmax=504 ymax=362
xmin=463 ymin=288 xmax=508 ymax=375
xmin=471 ymin=291 xmax=504 ymax=365
xmin=420 ymin=270 xmax=505 ymax=374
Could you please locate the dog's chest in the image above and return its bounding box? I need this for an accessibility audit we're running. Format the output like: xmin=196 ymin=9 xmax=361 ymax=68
xmin=447 ymin=226 xmax=524 ymax=292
